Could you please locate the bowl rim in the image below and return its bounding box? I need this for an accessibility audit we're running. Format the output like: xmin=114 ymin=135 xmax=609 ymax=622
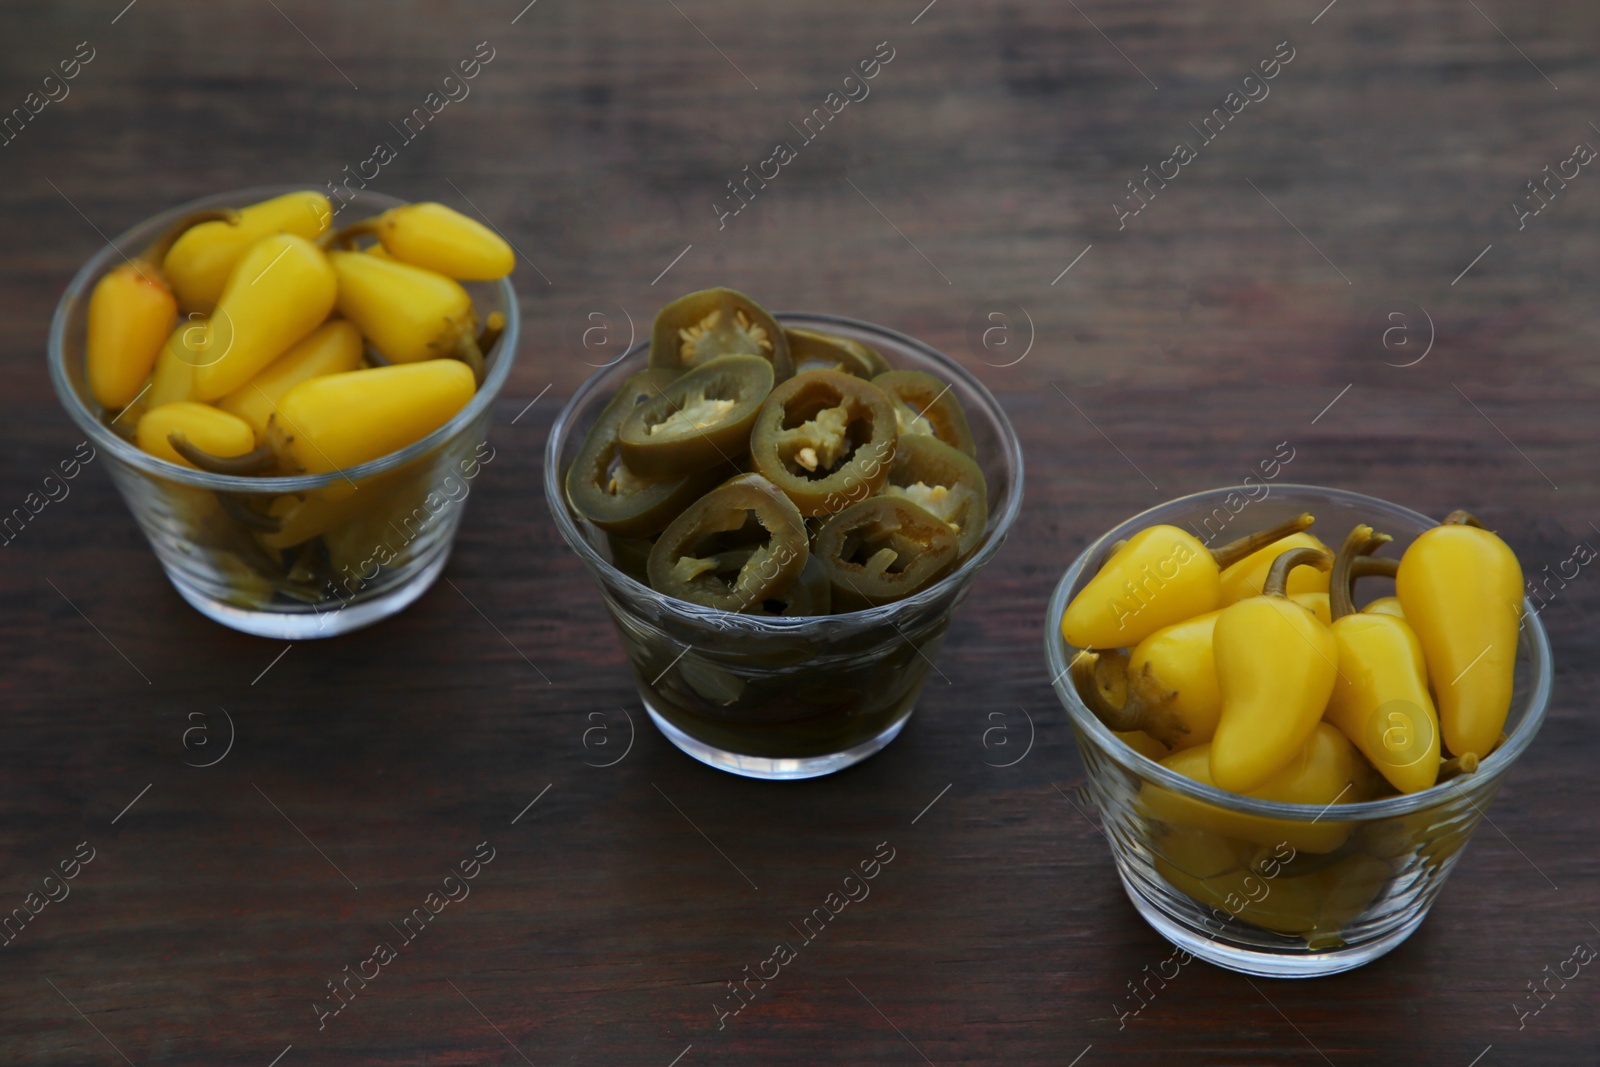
xmin=47 ymin=184 xmax=520 ymax=493
xmin=1044 ymin=483 xmax=1554 ymax=820
xmin=543 ymin=311 xmax=1026 ymax=630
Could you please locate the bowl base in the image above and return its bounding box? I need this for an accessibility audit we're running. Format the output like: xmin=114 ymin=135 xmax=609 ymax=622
xmin=643 ymin=699 xmax=913 ymax=779
xmin=1118 ymin=870 xmax=1427 ymax=978
xmin=167 ymin=551 xmax=450 ymax=640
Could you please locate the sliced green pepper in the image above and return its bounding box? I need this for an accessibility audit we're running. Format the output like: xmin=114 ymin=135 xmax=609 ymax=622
xmin=785 ymin=327 xmax=891 ymax=379
xmin=617 ymin=354 xmax=772 ymax=478
xmin=750 ymin=369 xmax=899 ymax=517
xmin=881 ymin=433 xmax=988 ymax=561
xmin=814 ymin=496 xmax=960 ymax=610
xmin=648 ymin=287 xmax=793 ymax=381
xmin=566 ymin=369 xmax=726 ymax=537
xmin=646 ymin=473 xmax=809 ymax=612
xmin=872 ymin=369 xmax=976 ymax=457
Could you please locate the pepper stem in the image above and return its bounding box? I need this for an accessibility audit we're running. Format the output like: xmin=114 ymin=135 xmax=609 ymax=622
xmin=1329 ymin=524 xmax=1394 ymax=620
xmin=322 ymin=218 xmax=382 ymax=250
xmin=1209 ymin=513 xmax=1316 ymax=570
xmin=1262 ymin=546 xmax=1333 ymax=599
xmin=1438 ymin=752 xmax=1480 ymax=781
xmin=217 ymin=493 xmax=283 ymax=532
xmin=1068 ymin=650 xmax=1184 ymax=743
xmin=1444 ymin=509 xmax=1485 ymax=528
xmin=139 ymin=209 xmax=240 ymax=269
xmin=168 ymin=433 xmax=277 ymax=476
xmin=1351 ymin=556 xmax=1398 ymax=580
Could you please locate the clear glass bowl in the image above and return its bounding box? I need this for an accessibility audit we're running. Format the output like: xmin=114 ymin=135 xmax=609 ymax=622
xmin=546 ymin=314 xmax=1024 ymax=779
xmin=48 ymin=186 xmax=520 ymax=639
xmin=1044 ymin=485 xmax=1552 ymax=977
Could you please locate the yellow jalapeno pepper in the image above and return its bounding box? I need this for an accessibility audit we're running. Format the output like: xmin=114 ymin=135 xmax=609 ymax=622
xmin=135 ymin=401 xmax=260 ymax=471
xmin=1325 ymin=525 xmax=1441 ymax=794
xmin=1153 ymin=828 xmax=1389 ymax=944
xmin=1078 ymin=585 xmax=1339 ymax=751
xmin=218 ymin=320 xmax=364 ymax=436
xmin=1363 ymin=595 xmax=1405 ymax=619
xmin=326 ymin=251 xmax=482 ymax=374
xmin=145 ymin=316 xmax=210 ymax=408
xmin=1115 ymin=729 xmax=1170 ymax=762
xmin=258 ymin=468 xmax=411 ymax=550
xmin=1291 ymin=590 xmax=1332 ymax=625
xmin=1060 ymin=513 xmax=1315 ymax=650
xmin=1395 ymin=510 xmax=1524 ymax=761
xmin=194 ymin=234 xmax=338 ymax=400
xmin=1072 ymin=623 xmax=1215 ymax=750
xmin=85 ymin=210 xmax=233 ymax=410
xmin=1218 ymin=530 xmax=1334 ymax=604
xmin=271 ymin=361 xmax=475 ymax=474
xmin=1210 ymin=546 xmax=1338 ymax=792
xmin=1146 ymin=723 xmax=1364 ymax=854
xmin=333 ymin=202 xmax=514 ymax=280
xmin=163 ymin=191 xmax=332 ymax=312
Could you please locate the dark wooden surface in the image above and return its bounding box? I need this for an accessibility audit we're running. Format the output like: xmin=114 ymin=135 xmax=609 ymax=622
xmin=3 ymin=1 xmax=1598 ymax=1063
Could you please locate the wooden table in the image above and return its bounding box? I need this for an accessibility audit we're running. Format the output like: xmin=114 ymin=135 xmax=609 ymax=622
xmin=3 ymin=1 xmax=1596 ymax=1063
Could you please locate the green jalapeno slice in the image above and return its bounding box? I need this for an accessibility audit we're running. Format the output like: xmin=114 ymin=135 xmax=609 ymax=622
xmin=566 ymin=369 xmax=726 ymax=537
xmin=649 ymin=287 xmax=794 ymax=381
xmin=618 ymin=354 xmax=773 ymax=478
xmin=871 ymin=369 xmax=977 ymax=457
xmin=880 ymin=433 xmax=989 ymax=560
xmin=647 ymin=473 xmax=809 ymax=612
xmin=785 ymin=327 xmax=891 ymax=379
xmin=749 ymin=369 xmax=898 ymax=517
xmin=814 ymin=496 xmax=960 ymax=610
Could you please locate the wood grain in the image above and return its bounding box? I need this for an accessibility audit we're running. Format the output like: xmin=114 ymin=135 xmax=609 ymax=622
xmin=1 ymin=0 xmax=1596 ymax=1063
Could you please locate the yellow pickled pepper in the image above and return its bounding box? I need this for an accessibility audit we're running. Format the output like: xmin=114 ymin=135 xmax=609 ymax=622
xmin=1363 ymin=596 xmax=1406 ymax=619
xmin=85 ymin=210 xmax=233 ymax=410
xmin=1128 ymin=611 xmax=1223 ymax=749
xmin=342 ymin=202 xmax=514 ymax=280
xmin=194 ymin=234 xmax=338 ymax=400
xmin=146 ymin=315 xmax=211 ymax=408
xmin=326 ymin=251 xmax=481 ymax=369
xmin=136 ymin=401 xmax=258 ymax=470
xmin=1210 ymin=546 xmax=1338 ymax=792
xmin=1061 ymin=513 xmax=1315 ymax=649
xmin=1219 ymin=530 xmax=1334 ymax=604
xmin=259 ymin=468 xmax=410 ymax=550
xmin=163 ymin=191 xmax=332 ymax=311
xmin=1292 ymin=591 xmax=1332 ymax=625
xmin=218 ymin=320 xmax=363 ymax=436
xmin=1081 ymin=592 xmax=1334 ymax=752
xmin=272 ymin=361 xmax=475 ymax=474
xmin=1396 ymin=511 xmax=1524 ymax=760
xmin=1325 ymin=525 xmax=1441 ymax=794
xmin=1115 ymin=729 xmax=1170 ymax=762
xmin=1148 ymin=723 xmax=1365 ymax=853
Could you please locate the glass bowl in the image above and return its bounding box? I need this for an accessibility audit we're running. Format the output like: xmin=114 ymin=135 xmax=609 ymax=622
xmin=546 ymin=313 xmax=1024 ymax=779
xmin=48 ymin=186 xmax=519 ymax=639
xmin=1044 ymin=485 xmax=1552 ymax=977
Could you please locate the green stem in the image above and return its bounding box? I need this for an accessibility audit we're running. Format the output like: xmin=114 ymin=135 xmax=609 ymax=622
xmin=1209 ymin=512 xmax=1315 ymax=570
xmin=168 ymin=433 xmax=277 ymax=476
xmin=321 ymin=218 xmax=382 ymax=251
xmin=1263 ymin=546 xmax=1333 ymax=599
xmin=1329 ymin=524 xmax=1393 ymax=620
